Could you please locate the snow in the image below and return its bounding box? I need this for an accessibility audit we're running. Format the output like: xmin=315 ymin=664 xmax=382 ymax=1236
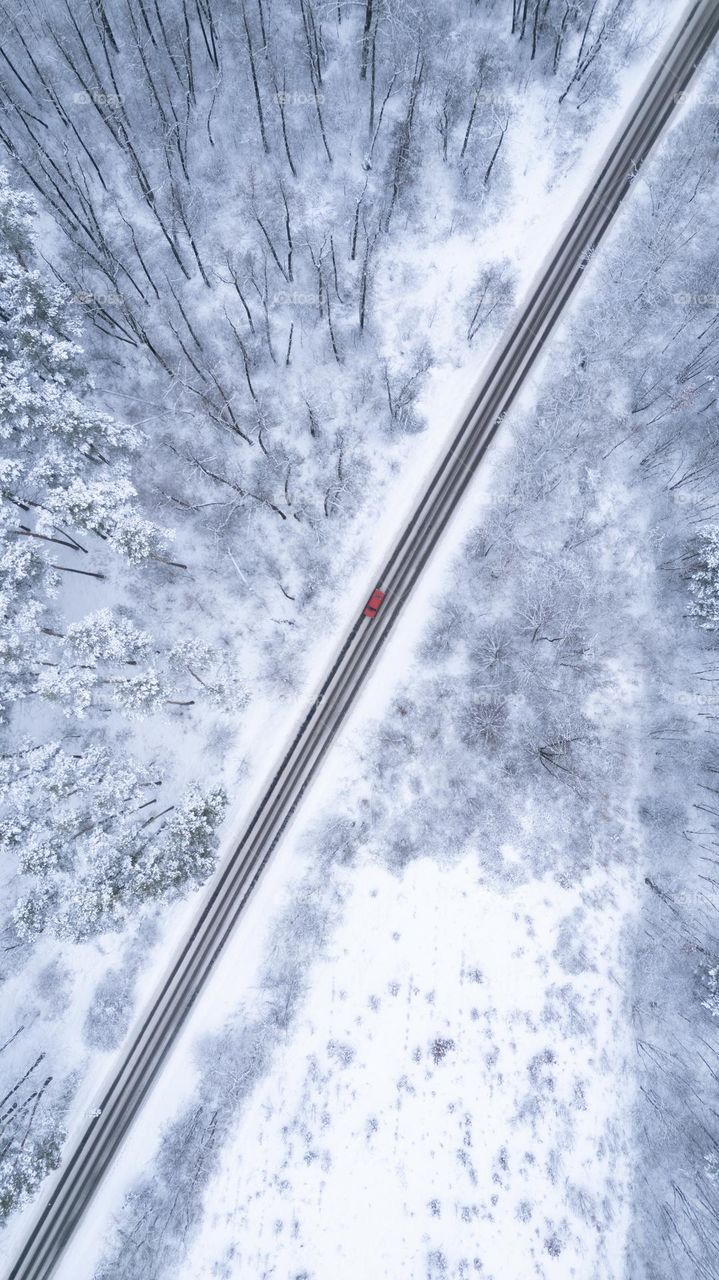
xmin=39 ymin=22 xmax=699 ymax=1263
xmin=172 ymin=857 xmax=639 ymax=1280
xmin=0 ymin=0 xmax=704 ymax=1268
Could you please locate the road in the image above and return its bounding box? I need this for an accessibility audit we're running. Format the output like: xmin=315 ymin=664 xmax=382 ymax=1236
xmin=10 ymin=1 xmax=719 ymax=1275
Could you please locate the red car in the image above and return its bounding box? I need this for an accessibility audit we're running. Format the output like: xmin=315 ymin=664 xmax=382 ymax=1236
xmin=363 ymin=588 xmax=386 ymax=619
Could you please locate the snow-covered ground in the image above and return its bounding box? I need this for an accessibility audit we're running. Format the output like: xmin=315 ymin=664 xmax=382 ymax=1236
xmin=174 ymin=859 xmax=638 ymax=1280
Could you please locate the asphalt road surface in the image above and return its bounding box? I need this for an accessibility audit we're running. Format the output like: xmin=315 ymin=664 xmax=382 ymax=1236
xmin=10 ymin=1 xmax=719 ymax=1274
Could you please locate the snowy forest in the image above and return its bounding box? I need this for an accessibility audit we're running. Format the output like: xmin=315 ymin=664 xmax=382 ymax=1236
xmin=80 ymin=43 xmax=719 ymax=1278
xmin=1 ymin=0 xmax=717 ymax=1277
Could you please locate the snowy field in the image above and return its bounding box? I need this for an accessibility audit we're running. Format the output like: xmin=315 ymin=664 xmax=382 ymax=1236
xmin=176 ymin=858 xmax=637 ymax=1280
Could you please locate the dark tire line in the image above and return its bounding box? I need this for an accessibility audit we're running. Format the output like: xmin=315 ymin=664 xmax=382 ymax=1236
xmin=11 ymin=3 xmax=719 ymax=1276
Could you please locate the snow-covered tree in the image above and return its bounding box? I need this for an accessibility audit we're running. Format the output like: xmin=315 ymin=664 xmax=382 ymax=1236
xmin=0 ymin=1034 xmax=66 ymax=1224
xmin=168 ymin=639 xmax=250 ymax=712
xmin=35 ymin=609 xmax=247 ymax=720
xmin=688 ymin=526 xmax=719 ymax=631
xmin=0 ymin=169 xmax=174 ymax=716
xmin=0 ymin=168 xmax=145 ymax=509
xmin=3 ymin=742 xmax=228 ymax=942
xmin=137 ymin=786 xmax=229 ymax=898
xmin=65 ymin=609 xmax=154 ymax=665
